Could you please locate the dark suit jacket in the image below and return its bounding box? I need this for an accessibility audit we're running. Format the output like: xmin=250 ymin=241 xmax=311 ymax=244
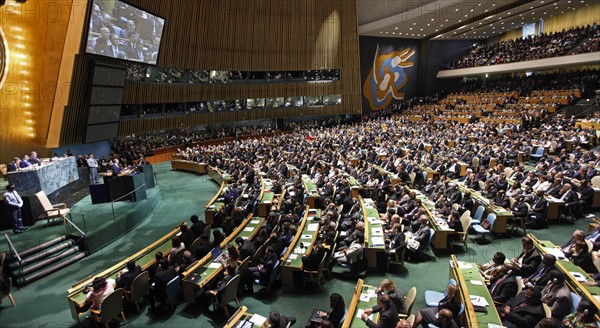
xmin=491 ymin=275 xmax=518 ymax=304
xmin=365 ymin=303 xmax=399 ymax=328
xmin=502 ymin=292 xmax=546 ymax=328
xmin=301 ymin=249 xmax=324 ymax=271
xmin=116 ymin=265 xmax=142 ymax=290
xmin=153 ymin=266 xmax=178 ymax=301
xmin=531 ymin=197 xmax=547 ymax=216
xmin=191 ymin=221 xmax=207 ymax=238
xmin=6 ymin=162 xmax=18 ymax=172
xmin=517 ymin=248 xmax=541 ymax=277
xmin=527 ymin=264 xmax=555 ymax=287
xmin=573 ymin=252 xmax=599 ymax=274
xmin=194 ymin=243 xmax=213 ymax=260
xmin=238 ymin=240 xmax=257 ymax=261
xmin=180 ymin=230 xmax=195 ymax=252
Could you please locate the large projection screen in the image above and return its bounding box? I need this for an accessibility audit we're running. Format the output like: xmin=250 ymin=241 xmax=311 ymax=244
xmin=86 ymin=0 xmax=165 ymax=65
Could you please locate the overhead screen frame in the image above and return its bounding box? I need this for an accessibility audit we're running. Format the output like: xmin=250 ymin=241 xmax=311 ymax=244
xmin=83 ymin=0 xmax=166 ymax=66
xmin=83 ymin=60 xmax=127 ymax=144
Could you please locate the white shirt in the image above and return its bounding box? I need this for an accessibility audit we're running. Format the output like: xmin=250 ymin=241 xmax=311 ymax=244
xmin=4 ymin=191 xmax=23 ymax=208
xmin=87 ymin=158 xmax=98 ymax=168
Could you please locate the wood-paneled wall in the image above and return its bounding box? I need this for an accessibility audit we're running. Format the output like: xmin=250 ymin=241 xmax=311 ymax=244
xmin=58 ymin=0 xmax=361 ymax=144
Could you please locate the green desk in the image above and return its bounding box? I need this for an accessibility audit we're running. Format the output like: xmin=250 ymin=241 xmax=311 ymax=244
xmin=302 ymin=175 xmax=320 ymax=208
xmin=342 ymin=279 xmax=380 ymax=328
xmin=450 ymin=255 xmax=502 ymax=328
xmin=258 ymin=178 xmax=274 ymax=217
xmin=530 ymin=235 xmax=600 ymax=316
xmin=181 ymin=216 xmax=264 ymax=304
xmin=67 ymin=223 xmax=184 ymax=322
xmin=413 ymin=190 xmax=456 ymax=250
xmin=205 ymin=166 xmax=232 ymax=225
xmin=361 ymin=197 xmax=385 ymax=269
xmin=281 ymin=209 xmax=320 ymax=290
xmin=455 ymin=181 xmax=511 ymax=233
xmin=224 ymin=306 xmax=267 ymax=328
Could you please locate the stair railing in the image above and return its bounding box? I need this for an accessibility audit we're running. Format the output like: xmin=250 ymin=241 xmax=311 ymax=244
xmin=4 ymin=233 xmax=25 ymax=288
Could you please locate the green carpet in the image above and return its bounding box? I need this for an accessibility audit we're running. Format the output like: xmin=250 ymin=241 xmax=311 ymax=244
xmin=0 ymin=162 xmax=594 ymax=327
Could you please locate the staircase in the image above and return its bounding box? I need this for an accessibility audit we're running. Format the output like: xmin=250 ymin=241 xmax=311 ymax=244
xmin=6 ymin=235 xmax=88 ymax=286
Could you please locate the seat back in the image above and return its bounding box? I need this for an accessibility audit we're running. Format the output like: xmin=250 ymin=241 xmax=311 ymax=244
xmin=592 ymin=251 xmax=600 ymax=272
xmin=486 ymin=213 xmax=497 ymax=229
xmin=339 ymin=308 xmax=348 ymax=327
xmin=98 ymin=288 xmax=125 ymax=324
xmin=591 ymin=176 xmax=600 ymax=188
xmin=473 ymin=206 xmax=485 ymax=222
xmin=422 ymin=172 xmax=427 ymax=183
xmin=252 ymin=244 xmax=267 ymax=267
xmin=404 ymin=287 xmax=417 ymax=315
xmin=189 ymin=237 xmax=203 ymax=255
xmin=219 ymin=274 xmax=241 ymax=306
xmin=542 ymin=303 xmax=552 ymax=318
xmin=129 ymin=271 xmax=150 ymax=302
xmin=516 ymin=276 xmax=523 ymax=295
xmin=267 ymin=260 xmax=281 ymax=290
xmin=571 ymin=292 xmax=581 ymax=312
xmin=504 ymin=167 xmax=513 ymax=178
xmin=237 ymin=257 xmax=251 ymax=288
xmin=457 ymin=303 xmax=465 ymax=317
xmin=584 ymin=239 xmax=593 ymax=253
xmin=409 ymin=172 xmax=416 ymax=186
xmin=35 ymin=191 xmax=53 ymax=211
xmin=444 ymin=279 xmax=458 ymax=297
xmin=165 ymin=275 xmax=181 ymax=306
xmin=427 ymin=229 xmax=435 ymax=249
xmin=478 ymin=181 xmax=485 ymax=191
xmin=472 ymin=157 xmax=479 ymax=171
xmin=201 ymin=225 xmax=212 ymax=243
xmin=508 ymin=197 xmax=515 ymax=208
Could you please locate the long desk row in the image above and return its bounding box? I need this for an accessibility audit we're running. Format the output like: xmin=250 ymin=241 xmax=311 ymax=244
xmin=454 ymin=181 xmax=512 ymax=234
xmin=182 ymin=214 xmax=265 ymax=303
xmin=205 ymin=166 xmax=233 ymax=225
xmin=361 ymin=197 xmax=386 ymax=269
xmin=302 ymin=175 xmax=320 ymax=208
xmin=412 ymin=190 xmax=458 ymax=250
xmin=171 ymin=159 xmax=207 ymax=174
xmin=342 ymin=279 xmax=380 ymax=328
xmin=66 ymin=223 xmax=185 ymax=322
xmin=529 ymin=234 xmax=600 ymax=320
xmin=280 ymin=207 xmax=320 ymax=290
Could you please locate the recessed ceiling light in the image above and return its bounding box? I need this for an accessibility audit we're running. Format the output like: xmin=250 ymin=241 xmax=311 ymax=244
xmin=507 ymin=12 xmax=511 ymax=15
xmin=458 ymin=19 xmax=462 ymax=22
xmin=440 ymin=24 xmax=444 ymax=27
xmin=413 ymin=22 xmax=417 ymax=25
xmin=485 ymin=9 xmax=488 ymax=12
xmin=465 ymin=14 xmax=468 ymax=17
xmin=492 ymin=3 xmax=495 ymax=6
xmin=471 ymin=9 xmax=474 ymax=12
xmin=435 ymin=29 xmax=438 ymax=32
xmin=392 ymin=32 xmax=395 ymax=34
xmin=395 ymin=27 xmax=398 ymax=30
xmin=420 ymin=28 xmax=423 ymax=31
xmin=380 ymin=31 xmax=383 ymax=34
xmin=445 ymin=19 xmax=449 ymax=22
xmin=427 ymin=24 xmax=430 ymax=26
xmin=409 ymin=27 xmax=413 ymax=30
xmin=431 ymin=18 xmax=435 ymax=21
xmin=385 ymin=32 xmax=388 ymax=34
xmin=455 ymin=8 xmax=459 ymax=11
xmin=479 ymin=22 xmax=482 ymax=25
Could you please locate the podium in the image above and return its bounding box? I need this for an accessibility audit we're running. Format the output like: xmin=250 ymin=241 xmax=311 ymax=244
xmin=101 ymin=173 xmax=147 ymax=203
xmin=137 ymin=165 xmax=155 ymax=189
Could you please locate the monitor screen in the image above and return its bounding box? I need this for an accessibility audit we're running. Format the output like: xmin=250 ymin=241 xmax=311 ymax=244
xmin=86 ymin=0 xmax=165 ymax=65
xmin=211 ymin=247 xmax=222 ymax=261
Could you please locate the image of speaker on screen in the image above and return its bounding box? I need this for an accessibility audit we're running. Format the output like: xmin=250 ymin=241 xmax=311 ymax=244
xmin=86 ymin=0 xmax=165 ymax=65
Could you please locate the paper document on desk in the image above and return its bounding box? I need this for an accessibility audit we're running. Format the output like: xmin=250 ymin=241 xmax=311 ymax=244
xmin=307 ymin=223 xmax=319 ymax=232
xmin=359 ymin=293 xmax=370 ymax=302
xmin=470 ymin=280 xmax=484 ymax=286
xmin=371 ymin=228 xmax=383 ymax=236
xmin=208 ymin=262 xmax=221 ymax=269
xmin=570 ymin=272 xmax=588 ymax=282
xmin=544 ymin=247 xmax=567 ymax=260
xmin=356 ymin=309 xmax=373 ymax=320
xmin=243 ymin=227 xmax=253 ymax=232
xmin=287 ymin=254 xmax=298 ymax=261
xmin=487 ymin=324 xmax=507 ymax=328
xmin=470 ymin=295 xmax=489 ymax=307
xmin=249 ymin=314 xmax=267 ymax=326
xmin=368 ymin=217 xmax=383 ymax=225
xmin=371 ymin=236 xmax=385 ymax=247
xmin=367 ymin=289 xmax=377 ymax=298
xmin=294 ymin=247 xmax=304 ymax=254
xmin=250 ymin=219 xmax=260 ymax=224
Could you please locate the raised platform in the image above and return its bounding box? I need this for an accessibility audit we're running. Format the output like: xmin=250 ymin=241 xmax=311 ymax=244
xmin=0 ymin=183 xmax=162 ymax=256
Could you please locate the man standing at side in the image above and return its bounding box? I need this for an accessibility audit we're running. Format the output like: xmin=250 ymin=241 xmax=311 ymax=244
xmin=3 ymin=184 xmax=26 ymax=234
xmin=87 ymin=153 xmax=99 ymax=184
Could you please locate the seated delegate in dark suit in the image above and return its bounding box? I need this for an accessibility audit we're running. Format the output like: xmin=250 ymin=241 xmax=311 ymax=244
xmin=414 ymin=284 xmax=462 ymax=328
xmin=541 ymin=270 xmax=573 ymax=319
xmin=490 ymin=264 xmax=519 ymax=304
xmin=370 ymin=279 xmax=405 ymax=315
xmin=115 ymin=260 xmax=142 ymax=290
xmin=246 ymin=246 xmax=277 ymax=293
xmin=148 ymin=259 xmax=178 ymax=311
xmin=513 ymin=237 xmax=541 ymax=278
xmin=567 ymin=240 xmax=598 ymax=274
xmin=301 ymin=243 xmax=325 ymax=271
xmin=500 ymin=287 xmax=545 ymax=328
xmin=179 ymin=224 xmax=195 ymax=252
xmin=316 ymin=293 xmax=345 ymax=328
xmin=523 ymin=254 xmax=556 ymax=287
xmin=268 ymin=310 xmax=297 ymax=328
xmin=385 ymin=223 xmax=406 ymax=258
xmin=361 ymin=294 xmax=399 ymax=328
xmin=193 ymin=235 xmax=212 ymax=260
xmin=190 ymin=215 xmax=207 ymax=238
xmin=236 ymin=237 xmax=257 ymax=261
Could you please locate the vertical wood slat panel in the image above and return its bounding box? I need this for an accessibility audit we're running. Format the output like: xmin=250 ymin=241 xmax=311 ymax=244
xmin=64 ymin=0 xmax=361 ymax=142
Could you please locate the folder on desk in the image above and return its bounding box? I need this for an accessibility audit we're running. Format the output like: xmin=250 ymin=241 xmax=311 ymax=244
xmin=371 ymin=236 xmax=385 ymax=247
